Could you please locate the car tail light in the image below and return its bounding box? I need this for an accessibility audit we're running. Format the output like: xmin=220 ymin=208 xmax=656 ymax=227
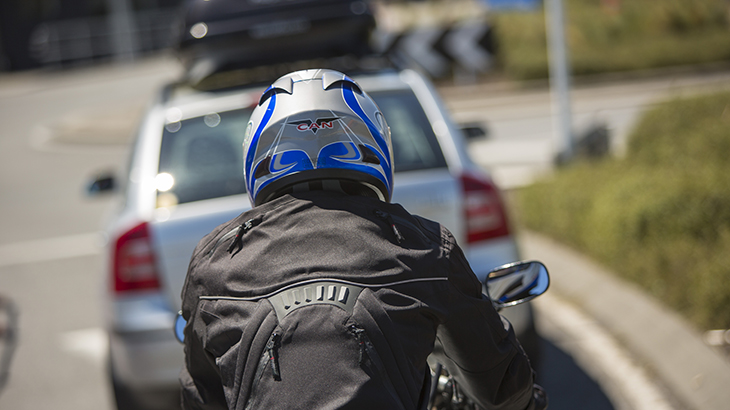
xmin=461 ymin=173 xmax=510 ymax=244
xmin=113 ymin=222 xmax=161 ymax=293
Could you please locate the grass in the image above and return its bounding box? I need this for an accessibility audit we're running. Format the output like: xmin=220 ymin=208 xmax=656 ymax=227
xmin=492 ymin=0 xmax=730 ymax=80
xmin=516 ymin=91 xmax=730 ymax=330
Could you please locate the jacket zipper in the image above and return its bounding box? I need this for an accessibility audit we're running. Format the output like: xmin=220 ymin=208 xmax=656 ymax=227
xmin=373 ymin=210 xmax=405 ymax=243
xmin=266 ymin=332 xmax=282 ymax=381
xmin=206 ymin=218 xmax=259 ymax=258
xmin=206 ymin=227 xmax=239 ymax=257
xmin=348 ymin=324 xmax=406 ymax=410
xmin=349 ymin=324 xmax=367 ymax=366
xmin=244 ymin=332 xmax=281 ymax=410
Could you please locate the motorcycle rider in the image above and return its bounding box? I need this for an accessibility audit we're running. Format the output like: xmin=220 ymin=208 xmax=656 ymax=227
xmin=179 ymin=69 xmax=547 ymax=410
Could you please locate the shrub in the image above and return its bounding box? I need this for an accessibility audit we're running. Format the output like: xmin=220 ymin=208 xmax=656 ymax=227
xmin=492 ymin=0 xmax=730 ymax=80
xmin=517 ymin=90 xmax=730 ymax=329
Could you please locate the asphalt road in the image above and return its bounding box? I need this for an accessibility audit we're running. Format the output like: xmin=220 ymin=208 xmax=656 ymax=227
xmin=440 ymin=66 xmax=730 ymax=189
xmin=0 ymin=58 xmax=179 ymax=410
xmin=1 ymin=57 xmax=728 ymax=409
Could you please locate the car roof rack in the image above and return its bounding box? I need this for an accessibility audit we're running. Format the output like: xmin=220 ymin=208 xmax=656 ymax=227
xmin=175 ymin=0 xmax=382 ymax=89
xmin=158 ymin=54 xmax=399 ymax=106
xmin=184 ymin=54 xmax=396 ymax=92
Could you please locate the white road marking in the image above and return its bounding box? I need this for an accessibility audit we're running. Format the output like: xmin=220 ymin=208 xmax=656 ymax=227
xmin=0 ymin=233 xmax=103 ymax=268
xmin=535 ymin=293 xmax=676 ymax=410
xmin=60 ymin=327 xmax=108 ymax=364
xmin=29 ymin=123 xmax=130 ymax=154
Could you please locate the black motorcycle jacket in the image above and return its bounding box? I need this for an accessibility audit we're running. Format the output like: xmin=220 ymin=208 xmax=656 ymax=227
xmin=179 ymin=190 xmax=536 ymax=410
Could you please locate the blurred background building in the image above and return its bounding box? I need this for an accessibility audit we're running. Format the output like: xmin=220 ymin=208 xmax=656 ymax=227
xmin=0 ymin=0 xmax=183 ymax=71
xmin=0 ymin=0 xmax=477 ymax=73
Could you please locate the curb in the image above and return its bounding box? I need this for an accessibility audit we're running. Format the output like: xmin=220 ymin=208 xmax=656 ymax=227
xmin=519 ymin=230 xmax=730 ymax=410
xmin=533 ymin=292 xmax=674 ymax=410
xmin=436 ymin=62 xmax=730 ymax=99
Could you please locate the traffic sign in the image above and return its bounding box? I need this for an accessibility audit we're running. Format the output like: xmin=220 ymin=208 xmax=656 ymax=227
xmin=482 ymin=0 xmax=541 ymax=11
xmin=375 ymin=21 xmax=496 ymax=78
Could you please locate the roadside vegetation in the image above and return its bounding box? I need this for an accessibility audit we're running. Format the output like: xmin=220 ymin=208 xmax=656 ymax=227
xmin=516 ymin=91 xmax=730 ymax=330
xmin=492 ymin=0 xmax=730 ymax=80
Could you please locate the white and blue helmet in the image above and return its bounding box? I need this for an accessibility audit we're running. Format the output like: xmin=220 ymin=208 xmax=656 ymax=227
xmin=244 ymin=69 xmax=393 ymax=206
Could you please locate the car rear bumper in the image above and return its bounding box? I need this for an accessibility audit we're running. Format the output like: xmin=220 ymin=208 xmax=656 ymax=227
xmin=464 ymin=236 xmax=521 ymax=281
xmin=109 ymin=328 xmax=183 ymax=388
xmin=108 ymin=293 xmax=183 ymax=390
xmin=464 ymin=236 xmax=534 ymax=336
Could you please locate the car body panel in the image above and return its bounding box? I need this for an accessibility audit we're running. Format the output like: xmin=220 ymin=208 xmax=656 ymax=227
xmin=152 ymin=195 xmax=250 ymax=311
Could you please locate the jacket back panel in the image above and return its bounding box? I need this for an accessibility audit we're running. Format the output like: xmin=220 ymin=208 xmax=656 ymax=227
xmin=182 ymin=192 xmax=453 ymax=409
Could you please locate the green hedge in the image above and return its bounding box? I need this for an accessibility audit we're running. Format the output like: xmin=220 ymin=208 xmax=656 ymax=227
xmin=493 ymin=0 xmax=730 ymax=80
xmin=517 ymin=91 xmax=730 ymax=330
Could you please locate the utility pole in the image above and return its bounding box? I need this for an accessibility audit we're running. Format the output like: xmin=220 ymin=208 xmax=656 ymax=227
xmin=106 ymin=0 xmax=138 ymax=62
xmin=545 ymin=0 xmax=574 ymax=161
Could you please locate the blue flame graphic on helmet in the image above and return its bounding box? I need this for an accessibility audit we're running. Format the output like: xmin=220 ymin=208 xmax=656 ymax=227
xmin=271 ymin=150 xmax=314 ymax=173
xmin=317 ymin=141 xmax=359 ymax=164
xmin=245 ymin=92 xmax=276 ymax=195
xmin=316 ymin=141 xmax=390 ymax=186
xmin=341 ymin=83 xmax=393 ymax=189
xmin=251 ymin=150 xmax=314 ymax=198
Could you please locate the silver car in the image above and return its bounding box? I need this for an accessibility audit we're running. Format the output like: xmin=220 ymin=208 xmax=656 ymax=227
xmin=94 ymin=69 xmax=535 ymax=410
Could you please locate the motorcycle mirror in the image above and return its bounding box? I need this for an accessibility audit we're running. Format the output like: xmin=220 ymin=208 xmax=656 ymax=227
xmin=485 ymin=261 xmax=549 ymax=309
xmin=174 ymin=312 xmax=186 ymax=343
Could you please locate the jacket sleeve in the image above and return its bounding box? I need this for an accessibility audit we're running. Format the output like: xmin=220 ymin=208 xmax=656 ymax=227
xmin=432 ymin=239 xmax=535 ymax=410
xmin=179 ymin=241 xmax=228 ymax=410
xmin=179 ymin=314 xmax=228 ymax=409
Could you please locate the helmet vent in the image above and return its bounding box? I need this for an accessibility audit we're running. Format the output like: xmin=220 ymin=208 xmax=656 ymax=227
xmin=322 ymin=71 xmax=362 ymax=94
xmin=254 ymin=156 xmax=272 ymax=178
xmin=258 ymin=77 xmax=294 ymax=106
xmin=358 ymin=144 xmax=380 ymax=165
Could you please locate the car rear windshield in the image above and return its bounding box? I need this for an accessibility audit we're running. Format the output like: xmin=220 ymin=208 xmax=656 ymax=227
xmin=157 ymin=89 xmax=448 ymax=205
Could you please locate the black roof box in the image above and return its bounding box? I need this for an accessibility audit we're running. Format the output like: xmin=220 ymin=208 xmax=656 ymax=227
xmin=177 ymin=0 xmax=376 ymax=82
